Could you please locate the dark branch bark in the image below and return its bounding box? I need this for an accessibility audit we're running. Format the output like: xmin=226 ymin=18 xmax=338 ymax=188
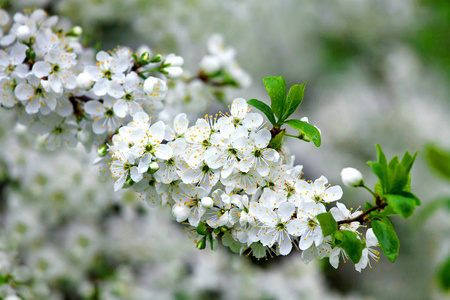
xmin=337 ymin=194 xmax=386 ymax=225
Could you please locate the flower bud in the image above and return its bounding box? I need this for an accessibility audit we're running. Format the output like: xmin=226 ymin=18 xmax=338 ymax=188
xmin=96 ymin=144 xmax=108 ymax=157
xmin=150 ymin=53 xmax=162 ymax=63
xmin=73 ymin=26 xmax=83 ymax=36
xmin=164 ymin=66 xmax=183 ymax=78
xmin=340 ymin=167 xmax=364 ymax=187
xmin=139 ymin=52 xmax=150 ymax=63
xmin=199 ymin=55 xmax=221 ymax=74
xmin=201 ymin=196 xmax=214 ymax=209
xmin=196 ymin=236 xmax=206 ymax=250
xmin=76 ymin=73 xmax=93 ymax=90
xmin=147 ymin=161 xmax=159 ymax=174
xmin=25 ymin=48 xmax=36 ymax=61
xmin=164 ymin=55 xmax=184 ymax=67
xmin=124 ymin=176 xmax=135 ymax=187
xmin=17 ymin=25 xmax=31 ymax=41
xmin=196 ymin=221 xmax=208 ymax=235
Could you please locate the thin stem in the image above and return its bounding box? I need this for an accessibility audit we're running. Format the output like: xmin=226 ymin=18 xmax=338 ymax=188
xmin=362 ymin=184 xmax=376 ymax=198
xmin=139 ymin=68 xmax=161 ymax=74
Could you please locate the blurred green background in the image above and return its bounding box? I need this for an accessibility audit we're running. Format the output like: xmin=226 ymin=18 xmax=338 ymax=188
xmin=1 ymin=0 xmax=450 ymax=299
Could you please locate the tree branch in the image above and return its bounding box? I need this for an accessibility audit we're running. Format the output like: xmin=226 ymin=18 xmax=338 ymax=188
xmin=337 ymin=194 xmax=386 ymax=225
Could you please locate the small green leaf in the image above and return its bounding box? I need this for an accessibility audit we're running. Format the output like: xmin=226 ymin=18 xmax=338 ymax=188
xmin=398 ymin=191 xmax=421 ymax=206
xmin=401 ymin=151 xmax=417 ymax=175
xmin=425 ymin=144 xmax=450 ymax=181
xmin=247 ymin=99 xmax=277 ymax=125
xmin=367 ymin=144 xmax=388 ymax=193
xmin=387 ymin=156 xmax=409 ymax=194
xmin=284 ymin=119 xmax=321 ymax=147
xmin=332 ymin=230 xmax=363 ymax=263
xmin=267 ymin=129 xmax=285 ymax=150
xmin=263 ymin=76 xmax=286 ymax=122
xmin=437 ymin=256 xmax=450 ymax=291
xmin=372 ymin=217 xmax=399 ymax=263
xmin=281 ymin=82 xmax=306 ymax=121
xmin=385 ymin=194 xmax=416 ymax=218
xmin=317 ymin=212 xmax=338 ymax=237
xmin=374 ymin=180 xmax=383 ymax=199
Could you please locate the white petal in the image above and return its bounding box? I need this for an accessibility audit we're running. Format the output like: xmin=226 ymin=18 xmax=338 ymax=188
xmin=113 ymin=100 xmax=128 ymax=118
xmin=230 ymin=97 xmax=247 ymax=118
xmin=154 ymin=144 xmax=173 ymax=160
xmin=278 ymin=202 xmax=295 ymax=222
xmin=32 ymin=61 xmax=51 ymax=78
xmin=322 ymin=186 xmax=343 ymax=202
xmin=14 ymin=83 xmax=34 ymax=100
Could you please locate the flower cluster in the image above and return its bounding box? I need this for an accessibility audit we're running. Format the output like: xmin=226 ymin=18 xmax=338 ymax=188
xmin=0 ymin=9 xmax=248 ymax=152
xmin=0 ymin=8 xmax=386 ymax=274
xmin=105 ymin=98 xmax=380 ymax=271
xmin=0 ymin=8 xmax=178 ymax=151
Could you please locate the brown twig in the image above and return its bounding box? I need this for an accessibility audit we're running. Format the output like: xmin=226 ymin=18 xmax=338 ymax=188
xmin=337 ymin=194 xmax=386 ymax=225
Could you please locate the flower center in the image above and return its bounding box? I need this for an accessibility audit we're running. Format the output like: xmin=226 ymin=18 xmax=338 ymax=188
xmin=307 ymin=219 xmax=316 ymax=230
xmin=104 ymin=69 xmax=112 ymax=79
xmin=232 ymin=117 xmax=241 ymax=127
xmin=53 ymin=126 xmax=63 ymax=134
xmin=145 ymin=143 xmax=154 ymax=153
xmin=202 ymin=139 xmax=210 ymax=149
xmin=167 ymin=157 xmax=175 ymax=166
xmin=105 ymin=108 xmax=114 ymax=118
xmin=35 ymin=86 xmax=43 ymax=97
xmin=201 ymin=164 xmax=211 ymax=174
xmin=124 ymin=93 xmax=133 ymax=101
xmin=314 ymin=193 xmax=322 ymax=202
xmin=226 ymin=147 xmax=237 ymax=157
xmin=276 ymin=222 xmax=286 ymax=231
xmin=254 ymin=149 xmax=263 ymax=157
xmin=51 ymin=63 xmax=60 ymax=74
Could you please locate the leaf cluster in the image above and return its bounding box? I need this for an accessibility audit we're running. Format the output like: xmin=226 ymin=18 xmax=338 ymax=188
xmin=365 ymin=144 xmax=420 ymax=262
xmin=247 ymin=76 xmax=321 ymax=150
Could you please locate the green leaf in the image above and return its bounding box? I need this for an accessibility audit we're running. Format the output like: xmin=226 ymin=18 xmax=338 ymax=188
xmin=317 ymin=212 xmax=338 ymax=237
xmin=387 ymin=156 xmax=409 ymax=194
xmin=263 ymin=76 xmax=286 ymax=122
xmin=385 ymin=194 xmax=416 ymax=218
xmin=437 ymin=256 xmax=450 ymax=291
xmin=247 ymin=99 xmax=277 ymax=125
xmin=401 ymin=151 xmax=418 ymax=174
xmin=281 ymin=82 xmax=306 ymax=121
xmin=332 ymin=230 xmax=363 ymax=263
xmin=267 ymin=129 xmax=285 ymax=150
xmin=374 ymin=180 xmax=383 ymax=199
xmin=425 ymin=144 xmax=450 ymax=181
xmin=372 ymin=217 xmax=400 ymax=263
xmin=284 ymin=119 xmax=321 ymax=147
xmin=367 ymin=144 xmax=388 ymax=193
xmin=398 ymin=191 xmax=421 ymax=206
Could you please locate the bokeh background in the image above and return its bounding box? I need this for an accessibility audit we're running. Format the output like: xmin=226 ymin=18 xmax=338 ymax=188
xmin=0 ymin=0 xmax=449 ymax=299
